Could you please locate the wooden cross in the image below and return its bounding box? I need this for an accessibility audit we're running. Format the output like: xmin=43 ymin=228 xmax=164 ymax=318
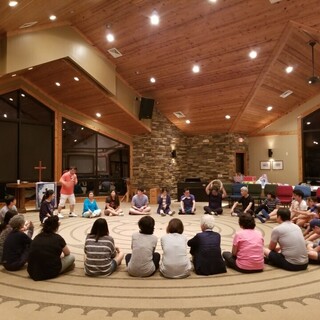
xmin=34 ymin=160 xmax=47 ymax=182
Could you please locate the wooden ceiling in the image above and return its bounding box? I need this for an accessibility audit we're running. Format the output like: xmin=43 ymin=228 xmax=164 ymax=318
xmin=1 ymin=0 xmax=320 ymax=136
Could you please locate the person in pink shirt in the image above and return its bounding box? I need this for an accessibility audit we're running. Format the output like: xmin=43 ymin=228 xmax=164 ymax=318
xmin=57 ymin=167 xmax=78 ymax=218
xmin=223 ymin=213 xmax=264 ymax=273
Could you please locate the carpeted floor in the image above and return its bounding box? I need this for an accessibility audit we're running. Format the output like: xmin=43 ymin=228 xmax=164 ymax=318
xmin=1 ymin=201 xmax=319 ymax=320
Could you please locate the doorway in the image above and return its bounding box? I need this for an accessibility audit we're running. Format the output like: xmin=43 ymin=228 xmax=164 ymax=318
xmin=236 ymin=153 xmax=245 ymax=175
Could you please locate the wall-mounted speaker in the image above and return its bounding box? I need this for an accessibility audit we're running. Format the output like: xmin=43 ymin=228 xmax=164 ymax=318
xmin=268 ymin=149 xmax=273 ymax=158
xmin=139 ymin=97 xmax=154 ymax=120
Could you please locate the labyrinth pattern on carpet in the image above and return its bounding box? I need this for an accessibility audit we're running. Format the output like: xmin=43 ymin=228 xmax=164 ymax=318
xmin=0 ymin=203 xmax=319 ymax=319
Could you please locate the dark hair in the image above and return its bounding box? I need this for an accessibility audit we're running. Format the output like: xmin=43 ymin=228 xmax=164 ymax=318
xmin=166 ymin=218 xmax=184 ymax=234
xmin=69 ymin=166 xmax=77 ymax=171
xmin=161 ymin=187 xmax=168 ymax=193
xmin=0 ymin=209 xmax=17 ymax=232
xmin=137 ymin=187 xmax=144 ymax=192
xmin=293 ymin=189 xmax=304 ymax=198
xmin=184 ymin=188 xmax=190 ymax=193
xmin=89 ymin=218 xmax=109 ymax=241
xmin=42 ymin=215 xmax=59 ymax=234
xmin=277 ymin=208 xmax=291 ymax=221
xmin=211 ymin=186 xmax=219 ymax=193
xmin=4 ymin=195 xmax=15 ymax=206
xmin=41 ymin=189 xmax=54 ymax=203
xmin=238 ymin=212 xmax=255 ymax=229
xmin=138 ymin=216 xmax=155 ymax=235
xmin=267 ymin=192 xmax=276 ymax=199
xmin=108 ymin=191 xmax=119 ymax=205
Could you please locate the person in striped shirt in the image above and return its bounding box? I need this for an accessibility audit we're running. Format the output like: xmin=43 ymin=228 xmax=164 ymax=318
xmin=84 ymin=218 xmax=124 ymax=276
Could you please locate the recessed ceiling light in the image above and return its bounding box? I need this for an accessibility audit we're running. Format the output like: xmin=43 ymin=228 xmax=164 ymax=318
xmin=49 ymin=15 xmax=56 ymax=21
xmin=280 ymin=90 xmax=293 ymax=98
xmin=63 ymin=121 xmax=66 ymax=124
xmin=266 ymin=105 xmax=273 ymax=111
xmin=186 ymin=119 xmax=191 ymax=124
xmin=8 ymin=1 xmax=18 ymax=7
xmin=313 ymin=141 xmax=318 ymax=145
xmin=192 ymin=65 xmax=200 ymax=73
xmin=96 ymin=113 xmax=101 ymax=118
xmin=21 ymin=93 xmax=25 ymax=97
xmin=11 ymin=74 xmax=16 ymax=77
xmin=9 ymin=98 xmax=13 ymax=101
xmin=150 ymin=77 xmax=156 ymax=83
xmin=28 ymin=67 xmax=33 ymax=70
xmin=285 ymin=66 xmax=293 ymax=73
xmin=249 ymin=50 xmax=257 ymax=59
xmin=3 ymin=114 xmax=8 ymax=118
xmin=307 ymin=122 xmax=311 ymax=125
xmin=74 ymin=76 xmax=79 ymax=81
xmin=55 ymin=82 xmax=61 ymax=86
xmin=106 ymin=32 xmax=115 ymax=42
xmin=74 ymin=139 xmax=77 ymax=143
xmin=81 ymin=127 xmax=84 ymax=130
xmin=208 ymin=0 xmax=217 ymax=2
xmin=150 ymin=10 xmax=160 ymax=25
xmin=225 ymin=115 xmax=231 ymax=119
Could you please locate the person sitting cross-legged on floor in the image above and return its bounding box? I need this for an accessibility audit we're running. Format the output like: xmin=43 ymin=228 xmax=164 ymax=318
xmin=104 ymin=190 xmax=124 ymax=216
xmin=157 ymin=187 xmax=175 ymax=216
xmin=125 ymin=216 xmax=160 ymax=277
xmin=263 ymin=208 xmax=308 ymax=271
xmin=255 ymin=192 xmax=280 ymax=223
xmin=187 ymin=215 xmax=226 ymax=276
xmin=223 ymin=213 xmax=264 ymax=273
xmin=129 ymin=187 xmax=151 ymax=215
xmin=203 ymin=180 xmax=227 ymax=215
xmin=82 ymin=191 xmax=102 ymax=218
xmin=230 ymin=186 xmax=255 ymax=217
xmin=179 ymin=188 xmax=196 ymax=215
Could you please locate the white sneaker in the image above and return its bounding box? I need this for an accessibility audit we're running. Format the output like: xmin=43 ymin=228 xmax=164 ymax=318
xmin=69 ymin=212 xmax=78 ymax=217
xmin=231 ymin=212 xmax=238 ymax=217
xmin=118 ymin=212 xmax=124 ymax=216
xmin=169 ymin=211 xmax=175 ymax=216
xmin=57 ymin=213 xmax=64 ymax=219
xmin=160 ymin=210 xmax=166 ymax=216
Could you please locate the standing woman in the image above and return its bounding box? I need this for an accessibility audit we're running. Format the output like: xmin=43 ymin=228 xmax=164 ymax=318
xmin=160 ymin=218 xmax=191 ymax=278
xmin=82 ymin=191 xmax=102 ymax=218
xmin=39 ymin=189 xmax=55 ymax=223
xmin=84 ymin=218 xmax=124 ymax=276
xmin=104 ymin=190 xmax=124 ymax=216
xmin=27 ymin=216 xmax=75 ymax=281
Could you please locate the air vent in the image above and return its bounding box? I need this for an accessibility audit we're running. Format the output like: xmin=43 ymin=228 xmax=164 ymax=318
xmin=173 ymin=111 xmax=186 ymax=118
xmin=107 ymin=48 xmax=122 ymax=58
xmin=280 ymin=90 xmax=293 ymax=98
xmin=269 ymin=0 xmax=282 ymax=3
xmin=19 ymin=21 xmax=38 ymax=29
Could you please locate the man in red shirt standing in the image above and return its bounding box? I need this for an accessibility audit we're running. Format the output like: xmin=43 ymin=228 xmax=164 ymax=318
xmin=57 ymin=167 xmax=78 ymax=218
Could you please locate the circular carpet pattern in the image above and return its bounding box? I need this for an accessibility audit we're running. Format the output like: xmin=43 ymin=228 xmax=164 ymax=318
xmin=0 ymin=203 xmax=319 ymax=320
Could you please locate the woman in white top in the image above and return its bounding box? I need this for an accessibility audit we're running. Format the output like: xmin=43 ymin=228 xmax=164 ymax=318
xmin=160 ymin=218 xmax=192 ymax=278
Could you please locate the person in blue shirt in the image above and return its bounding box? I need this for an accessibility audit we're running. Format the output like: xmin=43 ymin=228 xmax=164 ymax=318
xmin=82 ymin=191 xmax=101 ymax=218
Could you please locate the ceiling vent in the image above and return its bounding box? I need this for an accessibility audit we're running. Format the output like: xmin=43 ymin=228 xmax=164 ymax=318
xmin=173 ymin=111 xmax=186 ymax=118
xmin=107 ymin=48 xmax=122 ymax=58
xmin=269 ymin=0 xmax=282 ymax=3
xmin=280 ymin=90 xmax=293 ymax=98
xmin=19 ymin=21 xmax=38 ymax=29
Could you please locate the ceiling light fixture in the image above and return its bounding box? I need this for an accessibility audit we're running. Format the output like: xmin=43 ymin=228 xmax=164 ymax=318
xmin=4 ymin=114 xmax=8 ymax=118
xmin=11 ymin=74 xmax=16 ymax=77
xmin=55 ymin=82 xmax=61 ymax=86
xmin=21 ymin=93 xmax=25 ymax=97
xmin=106 ymin=25 xmax=115 ymax=42
xmin=186 ymin=119 xmax=191 ymax=124
xmin=307 ymin=122 xmax=311 ymax=125
xmin=280 ymin=90 xmax=293 ymax=98
xmin=28 ymin=67 xmax=33 ymax=70
xmin=208 ymin=0 xmax=217 ymax=2
xmin=285 ymin=66 xmax=293 ymax=73
xmin=150 ymin=77 xmax=156 ymax=83
xmin=225 ymin=115 xmax=231 ymax=119
xmin=266 ymin=105 xmax=273 ymax=111
xmin=8 ymin=1 xmax=18 ymax=7
xmin=150 ymin=10 xmax=160 ymax=25
xmin=74 ymin=76 xmax=79 ymax=81
xmin=96 ymin=113 xmax=101 ymax=118
xmin=49 ymin=15 xmax=56 ymax=21
xmin=192 ymin=65 xmax=200 ymax=73
xmin=249 ymin=50 xmax=257 ymax=59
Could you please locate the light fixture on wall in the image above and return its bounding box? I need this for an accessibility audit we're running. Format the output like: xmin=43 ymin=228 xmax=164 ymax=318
xmin=171 ymin=149 xmax=177 ymax=158
xmin=268 ymin=149 xmax=273 ymax=158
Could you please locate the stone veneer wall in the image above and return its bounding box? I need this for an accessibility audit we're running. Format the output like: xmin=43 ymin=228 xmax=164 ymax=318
xmin=132 ymin=108 xmax=248 ymax=199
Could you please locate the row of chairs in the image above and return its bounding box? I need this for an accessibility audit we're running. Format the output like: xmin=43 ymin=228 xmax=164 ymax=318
xmin=223 ymin=183 xmax=318 ymax=208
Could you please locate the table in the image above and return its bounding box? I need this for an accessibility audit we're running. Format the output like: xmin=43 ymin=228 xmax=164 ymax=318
xmin=6 ymin=182 xmax=36 ymax=213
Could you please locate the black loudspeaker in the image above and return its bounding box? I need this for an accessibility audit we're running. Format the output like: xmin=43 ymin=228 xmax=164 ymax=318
xmin=268 ymin=149 xmax=273 ymax=158
xmin=139 ymin=97 xmax=154 ymax=120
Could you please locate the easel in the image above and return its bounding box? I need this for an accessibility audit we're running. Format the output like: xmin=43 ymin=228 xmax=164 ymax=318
xmin=121 ymin=178 xmax=133 ymax=202
xmin=34 ymin=160 xmax=47 ymax=182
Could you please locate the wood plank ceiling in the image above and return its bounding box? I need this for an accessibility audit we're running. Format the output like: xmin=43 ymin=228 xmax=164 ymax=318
xmin=1 ymin=0 xmax=320 ymax=136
